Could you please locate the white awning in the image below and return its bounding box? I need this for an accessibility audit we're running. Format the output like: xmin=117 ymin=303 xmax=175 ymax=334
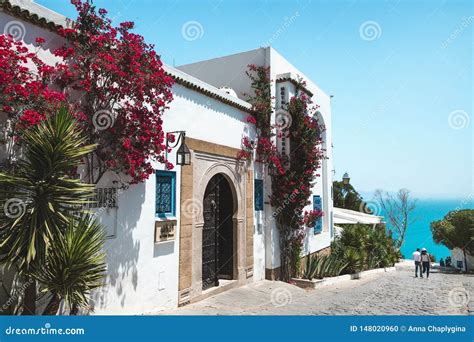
xmin=333 ymin=207 xmax=384 ymax=225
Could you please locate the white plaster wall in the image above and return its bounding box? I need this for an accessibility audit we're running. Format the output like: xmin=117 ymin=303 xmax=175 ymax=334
xmin=92 ymin=168 xmax=179 ymax=314
xmin=163 ymin=84 xmax=255 ymax=149
xmin=177 ymin=48 xmax=267 ymax=100
xmin=450 ymin=248 xmax=474 ymax=272
xmin=253 ymin=162 xmax=266 ymax=281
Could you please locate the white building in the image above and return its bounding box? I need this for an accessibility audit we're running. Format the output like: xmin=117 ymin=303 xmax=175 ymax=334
xmin=0 ymin=0 xmax=334 ymax=314
xmin=450 ymin=248 xmax=474 ymax=272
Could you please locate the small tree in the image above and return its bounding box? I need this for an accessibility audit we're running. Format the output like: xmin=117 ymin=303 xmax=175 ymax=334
xmin=0 ymin=107 xmax=96 ymax=314
xmin=53 ymin=0 xmax=174 ymax=184
xmin=431 ymin=209 xmax=473 ymax=272
xmin=374 ymin=189 xmax=417 ymax=249
xmin=332 ymin=180 xmax=368 ymax=212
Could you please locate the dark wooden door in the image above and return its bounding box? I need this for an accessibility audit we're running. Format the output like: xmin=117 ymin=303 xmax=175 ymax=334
xmin=202 ymin=174 xmax=234 ymax=290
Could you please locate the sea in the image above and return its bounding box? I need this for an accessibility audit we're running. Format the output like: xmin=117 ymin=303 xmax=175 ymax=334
xmin=362 ymin=196 xmax=473 ymax=261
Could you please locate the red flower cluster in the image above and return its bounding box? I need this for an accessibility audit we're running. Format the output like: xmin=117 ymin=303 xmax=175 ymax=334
xmin=0 ymin=35 xmax=65 ymax=134
xmin=302 ymin=209 xmax=324 ymax=227
xmin=246 ymin=115 xmax=257 ymax=125
xmin=18 ymin=110 xmax=45 ymax=126
xmin=35 ymin=37 xmax=46 ymax=44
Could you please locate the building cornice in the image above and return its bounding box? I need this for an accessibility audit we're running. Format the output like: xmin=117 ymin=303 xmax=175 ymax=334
xmin=276 ymin=73 xmax=314 ymax=97
xmin=163 ymin=65 xmax=253 ymax=114
xmin=0 ymin=0 xmax=71 ymax=31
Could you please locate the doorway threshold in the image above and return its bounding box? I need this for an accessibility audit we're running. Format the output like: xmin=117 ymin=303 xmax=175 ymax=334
xmin=194 ymin=280 xmax=239 ymax=303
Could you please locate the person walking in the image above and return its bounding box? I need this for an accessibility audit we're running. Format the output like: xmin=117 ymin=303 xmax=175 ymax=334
xmin=413 ymin=248 xmax=421 ymax=277
xmin=420 ymin=248 xmax=431 ymax=278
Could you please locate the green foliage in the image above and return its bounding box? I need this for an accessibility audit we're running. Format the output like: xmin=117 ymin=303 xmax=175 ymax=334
xmin=431 ymin=209 xmax=474 ymax=255
xmin=332 ymin=181 xmax=367 ymax=212
xmin=0 ymin=107 xmax=104 ymax=315
xmin=303 ymin=253 xmax=348 ymax=280
xmin=0 ymin=106 xmax=96 ymax=270
xmin=33 ymin=215 xmax=106 ymax=315
xmin=342 ymin=248 xmax=365 ymax=274
xmin=331 ymin=224 xmax=399 ymax=274
xmin=292 ymin=243 xmax=303 ymax=278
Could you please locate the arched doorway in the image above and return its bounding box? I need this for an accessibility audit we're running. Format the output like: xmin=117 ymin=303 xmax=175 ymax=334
xmin=202 ymin=173 xmax=235 ymax=290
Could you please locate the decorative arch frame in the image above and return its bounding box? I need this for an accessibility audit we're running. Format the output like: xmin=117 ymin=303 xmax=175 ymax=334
xmin=177 ymin=138 xmax=253 ymax=304
xmin=190 ymin=155 xmax=248 ymax=295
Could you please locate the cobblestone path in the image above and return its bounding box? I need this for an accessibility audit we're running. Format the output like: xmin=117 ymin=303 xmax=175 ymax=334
xmin=157 ymin=266 xmax=473 ymax=315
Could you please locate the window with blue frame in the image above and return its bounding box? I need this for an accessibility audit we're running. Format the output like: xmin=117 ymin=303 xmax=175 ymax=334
xmin=254 ymin=179 xmax=264 ymax=211
xmin=155 ymin=170 xmax=176 ymax=218
xmin=313 ymin=195 xmax=323 ymax=234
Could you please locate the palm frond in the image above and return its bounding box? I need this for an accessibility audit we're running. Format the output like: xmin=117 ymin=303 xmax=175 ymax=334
xmin=0 ymin=106 xmax=96 ymax=270
xmin=33 ymin=214 xmax=106 ymax=313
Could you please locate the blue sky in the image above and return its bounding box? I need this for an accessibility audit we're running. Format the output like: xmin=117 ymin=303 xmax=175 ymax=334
xmin=37 ymin=0 xmax=473 ymax=199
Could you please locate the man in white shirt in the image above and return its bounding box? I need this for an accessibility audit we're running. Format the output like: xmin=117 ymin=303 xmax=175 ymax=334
xmin=413 ymin=248 xmax=421 ymax=277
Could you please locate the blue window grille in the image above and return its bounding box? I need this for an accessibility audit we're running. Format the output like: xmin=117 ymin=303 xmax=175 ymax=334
xmin=313 ymin=195 xmax=323 ymax=234
xmin=156 ymin=170 xmax=176 ymax=218
xmin=254 ymin=179 xmax=264 ymax=211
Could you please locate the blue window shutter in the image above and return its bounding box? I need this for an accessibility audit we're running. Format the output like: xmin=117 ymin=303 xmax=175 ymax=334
xmin=156 ymin=170 xmax=176 ymax=218
xmin=254 ymin=179 xmax=264 ymax=211
xmin=313 ymin=195 xmax=322 ymax=234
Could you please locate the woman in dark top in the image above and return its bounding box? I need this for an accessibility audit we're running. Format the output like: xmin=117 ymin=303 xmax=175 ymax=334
xmin=420 ymin=248 xmax=431 ymax=278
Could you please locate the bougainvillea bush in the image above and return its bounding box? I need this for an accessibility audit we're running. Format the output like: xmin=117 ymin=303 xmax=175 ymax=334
xmin=0 ymin=0 xmax=174 ymax=184
xmin=239 ymin=65 xmax=325 ymax=280
xmin=0 ymin=35 xmax=66 ymax=157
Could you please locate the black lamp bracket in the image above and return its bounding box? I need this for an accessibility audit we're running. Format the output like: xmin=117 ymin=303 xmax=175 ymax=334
xmin=166 ymin=131 xmax=186 ymax=149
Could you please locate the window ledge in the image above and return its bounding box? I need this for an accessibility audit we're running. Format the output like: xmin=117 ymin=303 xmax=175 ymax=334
xmin=155 ymin=215 xmax=177 ymax=221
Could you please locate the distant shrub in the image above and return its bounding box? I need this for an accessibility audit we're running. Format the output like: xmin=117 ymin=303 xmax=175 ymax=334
xmin=330 ymin=224 xmax=400 ymax=274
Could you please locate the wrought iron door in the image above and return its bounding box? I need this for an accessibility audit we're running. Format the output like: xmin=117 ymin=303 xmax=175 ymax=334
xmin=202 ymin=175 xmax=220 ymax=290
xmin=202 ymin=174 xmax=234 ymax=290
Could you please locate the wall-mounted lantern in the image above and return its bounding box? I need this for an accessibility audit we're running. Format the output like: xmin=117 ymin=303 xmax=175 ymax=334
xmin=166 ymin=131 xmax=191 ymax=166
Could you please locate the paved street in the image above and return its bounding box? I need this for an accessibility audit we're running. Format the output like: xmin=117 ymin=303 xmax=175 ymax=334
xmin=157 ymin=265 xmax=473 ymax=315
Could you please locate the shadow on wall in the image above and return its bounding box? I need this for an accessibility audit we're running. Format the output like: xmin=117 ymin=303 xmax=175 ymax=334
xmin=92 ymin=182 xmax=145 ymax=311
xmin=153 ymin=240 xmax=174 ymax=258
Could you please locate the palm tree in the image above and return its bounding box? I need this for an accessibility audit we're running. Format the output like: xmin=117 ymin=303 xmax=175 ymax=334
xmin=0 ymin=106 xmax=96 ymax=314
xmin=34 ymin=214 xmax=106 ymax=315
